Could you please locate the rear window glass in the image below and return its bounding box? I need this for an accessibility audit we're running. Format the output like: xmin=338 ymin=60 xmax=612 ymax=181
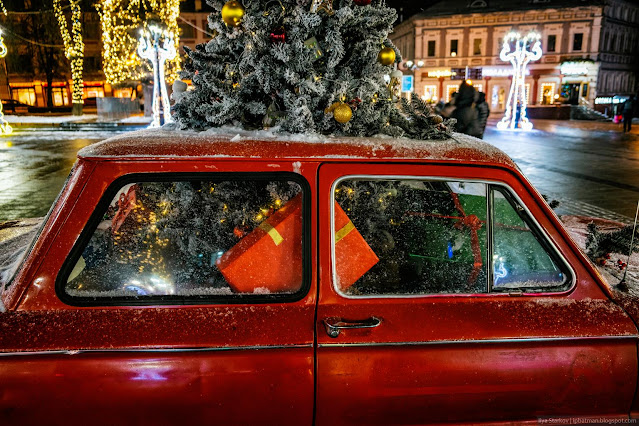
xmin=59 ymin=174 xmax=308 ymax=304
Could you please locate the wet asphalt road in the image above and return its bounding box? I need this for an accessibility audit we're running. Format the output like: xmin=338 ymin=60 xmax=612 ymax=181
xmin=0 ymin=119 xmax=638 ymax=222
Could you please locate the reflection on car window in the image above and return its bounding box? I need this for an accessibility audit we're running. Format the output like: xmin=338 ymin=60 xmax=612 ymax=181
xmin=492 ymin=189 xmax=567 ymax=291
xmin=64 ymin=178 xmax=304 ymax=300
xmin=333 ymin=179 xmax=488 ymax=295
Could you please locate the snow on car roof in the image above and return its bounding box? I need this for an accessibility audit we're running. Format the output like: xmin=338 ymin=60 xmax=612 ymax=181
xmin=78 ymin=127 xmax=517 ymax=168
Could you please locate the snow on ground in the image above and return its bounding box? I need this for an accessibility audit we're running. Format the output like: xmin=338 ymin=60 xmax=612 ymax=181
xmin=561 ymin=215 xmax=639 ymax=296
xmin=3 ymin=114 xmax=98 ymax=123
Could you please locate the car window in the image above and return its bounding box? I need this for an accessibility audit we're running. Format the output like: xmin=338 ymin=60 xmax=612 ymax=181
xmin=333 ymin=178 xmax=488 ymax=296
xmin=61 ymin=175 xmax=307 ymax=302
xmin=492 ymin=188 xmax=568 ymax=291
xmin=332 ymin=178 xmax=570 ymax=297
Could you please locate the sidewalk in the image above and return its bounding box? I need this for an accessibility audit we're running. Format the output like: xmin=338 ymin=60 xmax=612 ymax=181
xmin=1 ymin=114 xmax=152 ymax=128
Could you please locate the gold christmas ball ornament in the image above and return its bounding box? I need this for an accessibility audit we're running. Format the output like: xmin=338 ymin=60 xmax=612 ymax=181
xmin=222 ymin=1 xmax=245 ymax=27
xmin=378 ymin=47 xmax=396 ymax=66
xmin=333 ymin=103 xmax=353 ymax=124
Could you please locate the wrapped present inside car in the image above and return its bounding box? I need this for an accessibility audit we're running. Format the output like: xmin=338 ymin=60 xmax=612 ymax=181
xmin=216 ymin=193 xmax=303 ymax=293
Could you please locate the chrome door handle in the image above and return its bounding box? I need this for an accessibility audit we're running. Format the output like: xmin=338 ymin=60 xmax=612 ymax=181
xmin=323 ymin=317 xmax=382 ymax=338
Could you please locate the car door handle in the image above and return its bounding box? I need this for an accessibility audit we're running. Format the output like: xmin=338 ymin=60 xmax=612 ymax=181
xmin=323 ymin=317 xmax=382 ymax=338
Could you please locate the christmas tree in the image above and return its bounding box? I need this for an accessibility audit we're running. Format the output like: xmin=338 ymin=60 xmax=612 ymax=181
xmin=173 ymin=0 xmax=451 ymax=140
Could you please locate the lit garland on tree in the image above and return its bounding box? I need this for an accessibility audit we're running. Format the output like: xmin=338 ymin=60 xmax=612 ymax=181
xmin=54 ymin=0 xmax=84 ymax=116
xmin=97 ymin=0 xmax=181 ymax=85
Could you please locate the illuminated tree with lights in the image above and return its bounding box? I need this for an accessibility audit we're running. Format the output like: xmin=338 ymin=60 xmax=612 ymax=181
xmin=54 ymin=0 xmax=84 ymax=116
xmin=97 ymin=0 xmax=180 ymax=85
xmin=0 ymin=29 xmax=11 ymax=135
xmin=496 ymin=31 xmax=542 ymax=132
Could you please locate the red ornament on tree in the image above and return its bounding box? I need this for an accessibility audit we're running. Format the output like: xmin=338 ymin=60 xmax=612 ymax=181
xmin=270 ymin=26 xmax=286 ymax=43
xmin=353 ymin=0 xmax=372 ymax=5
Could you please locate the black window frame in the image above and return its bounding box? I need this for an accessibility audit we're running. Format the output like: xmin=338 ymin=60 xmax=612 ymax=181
xmin=56 ymin=172 xmax=312 ymax=307
xmin=573 ymin=33 xmax=584 ymax=51
xmin=450 ymin=39 xmax=459 ymax=56
xmin=488 ymin=185 xmax=572 ymax=294
xmin=547 ymin=34 xmax=556 ymax=52
xmin=427 ymin=40 xmax=436 ymax=57
xmin=329 ymin=176 xmax=574 ymax=298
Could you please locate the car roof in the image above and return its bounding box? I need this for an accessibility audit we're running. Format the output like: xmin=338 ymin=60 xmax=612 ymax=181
xmin=78 ymin=128 xmax=517 ymax=169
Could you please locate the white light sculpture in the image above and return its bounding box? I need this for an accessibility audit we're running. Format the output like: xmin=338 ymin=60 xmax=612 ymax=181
xmin=497 ymin=31 xmax=542 ymax=131
xmin=0 ymin=30 xmax=11 ymax=135
xmin=138 ymin=25 xmax=177 ymax=128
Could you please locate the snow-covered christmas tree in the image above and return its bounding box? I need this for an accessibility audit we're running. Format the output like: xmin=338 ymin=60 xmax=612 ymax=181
xmin=173 ymin=0 xmax=451 ymax=140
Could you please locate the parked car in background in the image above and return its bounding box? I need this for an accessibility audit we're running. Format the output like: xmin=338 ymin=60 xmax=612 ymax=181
xmin=1 ymin=99 xmax=30 ymax=114
xmin=0 ymin=130 xmax=638 ymax=424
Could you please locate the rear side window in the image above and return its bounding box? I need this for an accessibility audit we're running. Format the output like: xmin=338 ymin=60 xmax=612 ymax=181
xmin=332 ymin=178 xmax=570 ymax=297
xmin=59 ymin=173 xmax=309 ymax=305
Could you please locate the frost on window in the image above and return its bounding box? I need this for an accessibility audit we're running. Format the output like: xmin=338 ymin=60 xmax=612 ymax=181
xmin=334 ymin=179 xmax=488 ymax=296
xmin=64 ymin=178 xmax=303 ymax=300
xmin=492 ymin=189 xmax=567 ymax=291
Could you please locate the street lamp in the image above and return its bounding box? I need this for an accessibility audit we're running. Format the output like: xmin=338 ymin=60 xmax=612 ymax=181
xmin=496 ymin=31 xmax=542 ymax=131
xmin=138 ymin=25 xmax=177 ymax=128
xmin=0 ymin=29 xmax=11 ymax=135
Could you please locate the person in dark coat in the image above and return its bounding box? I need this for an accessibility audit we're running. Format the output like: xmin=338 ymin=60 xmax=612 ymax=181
xmin=475 ymin=92 xmax=490 ymax=139
xmin=452 ymin=81 xmax=478 ymax=136
xmin=623 ymin=95 xmax=635 ymax=132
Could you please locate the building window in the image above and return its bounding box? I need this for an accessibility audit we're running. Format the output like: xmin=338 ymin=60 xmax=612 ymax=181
xmin=446 ymin=85 xmax=457 ymax=102
xmin=547 ymin=35 xmax=556 ymax=52
xmin=179 ymin=23 xmax=195 ymax=39
xmin=11 ymin=87 xmax=36 ymax=106
xmin=611 ymin=34 xmax=617 ymax=51
xmin=572 ymin=33 xmax=583 ymax=51
xmin=423 ymin=85 xmax=438 ymax=102
xmin=473 ymin=38 xmax=482 ymax=55
xmin=427 ymin=40 xmax=436 ymax=57
xmin=51 ymin=87 xmax=69 ymax=107
xmin=540 ymin=83 xmax=555 ymax=105
xmin=450 ymin=39 xmax=458 ymax=56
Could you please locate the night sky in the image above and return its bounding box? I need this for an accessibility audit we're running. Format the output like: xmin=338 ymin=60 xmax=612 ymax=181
xmin=386 ymin=0 xmax=442 ymax=22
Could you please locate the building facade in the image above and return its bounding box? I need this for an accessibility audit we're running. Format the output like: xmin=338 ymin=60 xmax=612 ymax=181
xmin=391 ymin=0 xmax=639 ymax=115
xmin=0 ymin=0 xmax=212 ymax=109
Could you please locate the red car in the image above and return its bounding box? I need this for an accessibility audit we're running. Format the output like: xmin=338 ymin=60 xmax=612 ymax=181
xmin=0 ymin=131 xmax=637 ymax=424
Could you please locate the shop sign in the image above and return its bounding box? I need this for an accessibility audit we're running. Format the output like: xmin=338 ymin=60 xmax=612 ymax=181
xmin=560 ymin=62 xmax=590 ymax=75
xmin=427 ymin=69 xmax=453 ymax=78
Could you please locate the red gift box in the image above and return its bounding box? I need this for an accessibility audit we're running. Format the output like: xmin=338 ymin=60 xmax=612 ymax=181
xmin=216 ymin=194 xmax=303 ymax=294
xmin=334 ymin=202 xmax=379 ymax=291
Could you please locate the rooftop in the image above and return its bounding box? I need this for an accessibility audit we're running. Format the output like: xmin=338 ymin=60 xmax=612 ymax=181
xmin=78 ymin=128 xmax=517 ymax=169
xmin=409 ymin=0 xmax=602 ymax=19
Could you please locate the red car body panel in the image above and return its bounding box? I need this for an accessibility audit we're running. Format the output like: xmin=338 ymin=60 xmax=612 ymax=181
xmin=0 ymin=133 xmax=637 ymax=424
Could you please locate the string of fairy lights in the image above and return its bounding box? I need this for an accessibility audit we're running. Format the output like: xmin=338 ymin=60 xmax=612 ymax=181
xmin=97 ymin=0 xmax=181 ymax=85
xmin=53 ymin=0 xmax=84 ymax=108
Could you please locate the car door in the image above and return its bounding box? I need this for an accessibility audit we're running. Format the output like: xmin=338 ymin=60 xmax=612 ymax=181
xmin=315 ymin=162 xmax=638 ymax=425
xmin=0 ymin=161 xmax=317 ymax=425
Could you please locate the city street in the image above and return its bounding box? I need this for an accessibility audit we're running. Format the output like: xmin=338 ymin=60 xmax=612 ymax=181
xmin=0 ymin=119 xmax=638 ymax=223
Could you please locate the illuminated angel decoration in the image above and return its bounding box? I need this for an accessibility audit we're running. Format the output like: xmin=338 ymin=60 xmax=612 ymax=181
xmin=496 ymin=31 xmax=542 ymax=131
xmin=138 ymin=25 xmax=177 ymax=128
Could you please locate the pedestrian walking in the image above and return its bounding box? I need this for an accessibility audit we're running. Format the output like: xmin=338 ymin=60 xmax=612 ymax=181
xmin=514 ymin=101 xmax=522 ymax=129
xmin=623 ymin=95 xmax=635 ymax=132
xmin=452 ymin=81 xmax=478 ymax=136
xmin=475 ymin=92 xmax=490 ymax=139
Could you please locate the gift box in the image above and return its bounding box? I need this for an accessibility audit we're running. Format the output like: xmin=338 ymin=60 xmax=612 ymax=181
xmin=216 ymin=193 xmax=303 ymax=294
xmin=334 ymin=202 xmax=379 ymax=291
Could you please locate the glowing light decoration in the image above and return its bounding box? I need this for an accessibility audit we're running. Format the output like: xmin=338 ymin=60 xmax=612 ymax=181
xmin=138 ymin=25 xmax=177 ymax=128
xmin=0 ymin=30 xmax=11 ymax=135
xmin=97 ymin=0 xmax=180 ymax=85
xmin=497 ymin=31 xmax=542 ymax=131
xmin=54 ymin=0 xmax=84 ymax=115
